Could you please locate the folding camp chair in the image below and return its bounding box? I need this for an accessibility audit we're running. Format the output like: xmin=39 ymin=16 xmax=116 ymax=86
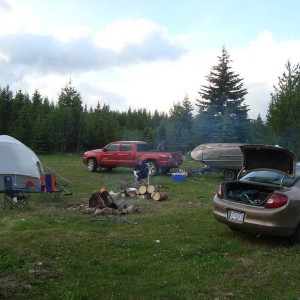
xmin=3 ymin=176 xmax=31 ymax=211
xmin=41 ymin=174 xmax=63 ymax=200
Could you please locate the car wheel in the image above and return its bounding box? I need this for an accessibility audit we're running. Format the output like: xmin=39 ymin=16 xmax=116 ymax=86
xmin=87 ymin=158 xmax=98 ymax=172
xmin=147 ymin=161 xmax=158 ymax=176
xmin=224 ymin=169 xmax=236 ymax=181
xmin=290 ymin=225 xmax=300 ymax=245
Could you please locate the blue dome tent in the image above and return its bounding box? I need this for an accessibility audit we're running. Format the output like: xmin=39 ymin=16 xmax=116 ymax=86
xmin=0 ymin=135 xmax=43 ymax=192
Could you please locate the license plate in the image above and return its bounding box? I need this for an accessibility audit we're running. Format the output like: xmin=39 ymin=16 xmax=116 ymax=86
xmin=227 ymin=210 xmax=244 ymax=223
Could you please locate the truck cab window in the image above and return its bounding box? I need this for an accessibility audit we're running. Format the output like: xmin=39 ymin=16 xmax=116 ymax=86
xmin=120 ymin=144 xmax=132 ymax=151
xmin=105 ymin=144 xmax=118 ymax=151
xmin=136 ymin=144 xmax=148 ymax=152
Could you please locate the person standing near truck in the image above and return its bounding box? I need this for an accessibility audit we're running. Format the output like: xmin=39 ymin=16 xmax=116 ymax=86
xmin=134 ymin=159 xmax=149 ymax=181
xmin=157 ymin=140 xmax=166 ymax=151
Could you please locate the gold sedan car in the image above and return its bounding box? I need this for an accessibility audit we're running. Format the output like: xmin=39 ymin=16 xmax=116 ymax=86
xmin=213 ymin=144 xmax=300 ymax=244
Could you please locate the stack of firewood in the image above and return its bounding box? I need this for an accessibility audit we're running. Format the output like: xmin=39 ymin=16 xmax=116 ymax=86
xmin=119 ymin=180 xmax=168 ymax=201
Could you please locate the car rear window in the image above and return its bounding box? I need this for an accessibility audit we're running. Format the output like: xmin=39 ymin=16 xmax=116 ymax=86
xmin=241 ymin=170 xmax=297 ymax=186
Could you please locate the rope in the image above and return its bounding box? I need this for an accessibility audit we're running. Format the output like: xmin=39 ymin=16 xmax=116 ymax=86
xmin=41 ymin=162 xmax=71 ymax=184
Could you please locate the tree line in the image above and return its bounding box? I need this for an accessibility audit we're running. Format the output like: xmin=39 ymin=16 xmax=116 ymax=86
xmin=1 ymin=47 xmax=300 ymax=157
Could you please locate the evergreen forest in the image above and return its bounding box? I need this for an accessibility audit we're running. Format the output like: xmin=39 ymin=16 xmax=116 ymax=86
xmin=1 ymin=48 xmax=300 ymax=157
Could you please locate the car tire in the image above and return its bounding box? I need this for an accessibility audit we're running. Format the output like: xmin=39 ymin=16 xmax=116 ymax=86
xmin=87 ymin=158 xmax=98 ymax=172
xmin=147 ymin=161 xmax=158 ymax=176
xmin=224 ymin=169 xmax=236 ymax=181
xmin=290 ymin=225 xmax=300 ymax=245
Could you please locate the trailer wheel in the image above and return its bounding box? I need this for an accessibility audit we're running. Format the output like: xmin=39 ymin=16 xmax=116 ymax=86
xmin=224 ymin=169 xmax=236 ymax=181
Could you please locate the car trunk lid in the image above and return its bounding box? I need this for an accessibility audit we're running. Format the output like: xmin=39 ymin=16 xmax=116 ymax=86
xmin=240 ymin=144 xmax=296 ymax=178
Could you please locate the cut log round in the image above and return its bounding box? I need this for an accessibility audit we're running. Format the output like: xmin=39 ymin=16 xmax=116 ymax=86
xmin=138 ymin=185 xmax=147 ymax=195
xmin=152 ymin=191 xmax=168 ymax=201
xmin=137 ymin=194 xmax=150 ymax=199
xmin=147 ymin=184 xmax=155 ymax=194
xmin=128 ymin=191 xmax=136 ymax=198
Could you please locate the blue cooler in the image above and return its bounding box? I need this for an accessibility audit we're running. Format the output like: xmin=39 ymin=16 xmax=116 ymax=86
xmin=172 ymin=173 xmax=186 ymax=181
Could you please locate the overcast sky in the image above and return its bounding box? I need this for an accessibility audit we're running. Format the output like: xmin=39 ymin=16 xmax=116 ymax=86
xmin=0 ymin=0 xmax=299 ymax=120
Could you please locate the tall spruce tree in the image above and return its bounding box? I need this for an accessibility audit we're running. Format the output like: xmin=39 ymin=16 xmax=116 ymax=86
xmin=167 ymin=95 xmax=194 ymax=152
xmin=56 ymin=80 xmax=84 ymax=152
xmin=195 ymin=47 xmax=249 ymax=142
xmin=266 ymin=61 xmax=300 ymax=155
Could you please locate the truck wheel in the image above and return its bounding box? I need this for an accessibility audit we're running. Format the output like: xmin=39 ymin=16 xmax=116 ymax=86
xmin=147 ymin=161 xmax=158 ymax=176
xmin=224 ymin=169 xmax=236 ymax=181
xmin=87 ymin=158 xmax=98 ymax=172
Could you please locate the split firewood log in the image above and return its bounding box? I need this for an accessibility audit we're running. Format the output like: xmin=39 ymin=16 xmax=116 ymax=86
xmin=147 ymin=184 xmax=155 ymax=194
xmin=151 ymin=191 xmax=168 ymax=201
xmin=138 ymin=185 xmax=147 ymax=195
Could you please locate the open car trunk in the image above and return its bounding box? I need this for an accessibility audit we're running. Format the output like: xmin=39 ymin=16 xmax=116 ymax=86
xmin=221 ymin=144 xmax=297 ymax=206
xmin=222 ymin=181 xmax=280 ymax=206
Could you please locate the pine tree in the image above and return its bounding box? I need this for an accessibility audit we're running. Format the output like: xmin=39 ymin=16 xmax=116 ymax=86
xmin=195 ymin=47 xmax=249 ymax=142
xmin=0 ymin=86 xmax=13 ymax=134
xmin=56 ymin=80 xmax=84 ymax=152
xmin=167 ymin=95 xmax=194 ymax=152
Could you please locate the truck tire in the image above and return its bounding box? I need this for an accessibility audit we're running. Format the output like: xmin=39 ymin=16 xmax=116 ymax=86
xmin=147 ymin=161 xmax=158 ymax=176
xmin=223 ymin=169 xmax=236 ymax=181
xmin=87 ymin=158 xmax=98 ymax=172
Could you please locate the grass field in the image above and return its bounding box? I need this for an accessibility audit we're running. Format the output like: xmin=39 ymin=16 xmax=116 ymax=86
xmin=1 ymin=154 xmax=300 ymax=300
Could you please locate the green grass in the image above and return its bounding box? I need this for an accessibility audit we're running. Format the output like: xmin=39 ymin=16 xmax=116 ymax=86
xmin=1 ymin=154 xmax=300 ymax=299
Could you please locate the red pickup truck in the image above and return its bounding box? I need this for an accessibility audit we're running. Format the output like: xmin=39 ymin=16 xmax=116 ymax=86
xmin=82 ymin=141 xmax=183 ymax=175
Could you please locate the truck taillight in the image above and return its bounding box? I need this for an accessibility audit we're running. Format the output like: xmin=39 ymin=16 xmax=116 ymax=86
xmin=264 ymin=193 xmax=287 ymax=208
xmin=216 ymin=184 xmax=223 ymax=199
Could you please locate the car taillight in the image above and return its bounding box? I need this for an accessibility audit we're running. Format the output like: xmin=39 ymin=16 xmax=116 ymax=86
xmin=264 ymin=193 xmax=288 ymax=208
xmin=216 ymin=184 xmax=223 ymax=199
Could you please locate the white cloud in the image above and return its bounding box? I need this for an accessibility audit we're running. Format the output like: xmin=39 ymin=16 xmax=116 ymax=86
xmin=48 ymin=26 xmax=91 ymax=42
xmin=231 ymin=31 xmax=300 ymax=119
xmin=93 ymin=19 xmax=163 ymax=52
xmin=0 ymin=0 xmax=11 ymax=12
xmin=0 ymin=5 xmax=300 ymax=123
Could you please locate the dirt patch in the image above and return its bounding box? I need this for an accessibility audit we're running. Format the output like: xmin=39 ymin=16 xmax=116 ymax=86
xmin=0 ymin=272 xmax=27 ymax=299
